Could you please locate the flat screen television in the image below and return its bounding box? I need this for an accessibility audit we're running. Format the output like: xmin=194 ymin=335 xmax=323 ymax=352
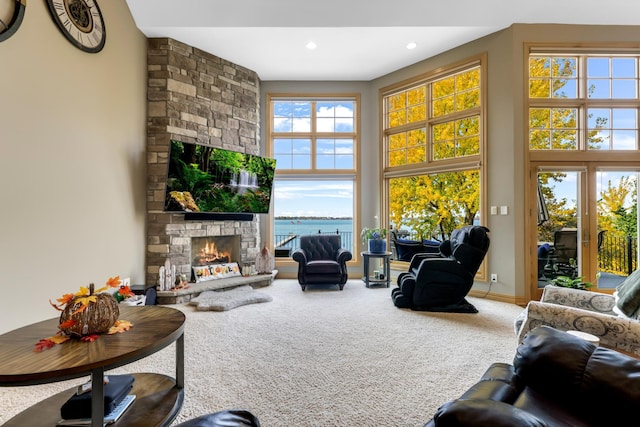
xmin=164 ymin=140 xmax=276 ymax=216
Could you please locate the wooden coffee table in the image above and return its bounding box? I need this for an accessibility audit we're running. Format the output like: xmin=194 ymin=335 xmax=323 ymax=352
xmin=0 ymin=305 xmax=185 ymax=427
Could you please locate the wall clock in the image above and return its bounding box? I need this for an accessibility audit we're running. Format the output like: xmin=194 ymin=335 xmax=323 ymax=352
xmin=45 ymin=0 xmax=106 ymax=53
xmin=0 ymin=0 xmax=26 ymax=42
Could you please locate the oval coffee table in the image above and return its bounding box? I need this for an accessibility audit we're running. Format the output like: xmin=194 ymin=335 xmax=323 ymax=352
xmin=0 ymin=305 xmax=185 ymax=427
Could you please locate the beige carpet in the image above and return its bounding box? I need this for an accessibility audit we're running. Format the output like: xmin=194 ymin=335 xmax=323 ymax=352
xmin=0 ymin=279 xmax=525 ymax=427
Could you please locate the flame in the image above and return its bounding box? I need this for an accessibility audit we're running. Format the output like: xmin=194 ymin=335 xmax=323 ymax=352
xmin=197 ymin=240 xmax=231 ymax=265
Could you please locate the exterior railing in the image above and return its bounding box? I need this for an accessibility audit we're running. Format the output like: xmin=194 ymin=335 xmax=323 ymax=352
xmin=274 ymin=231 xmax=354 ymax=256
xmin=599 ymin=234 xmax=638 ymax=276
xmin=276 ymin=229 xmax=637 ymax=273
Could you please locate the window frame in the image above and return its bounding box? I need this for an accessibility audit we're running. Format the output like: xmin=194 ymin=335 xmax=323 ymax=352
xmin=527 ymin=46 xmax=640 ymax=162
xmin=525 ymin=43 xmax=640 ymax=301
xmin=380 ymin=54 xmax=488 ymax=280
xmin=266 ymin=93 xmax=360 ymax=263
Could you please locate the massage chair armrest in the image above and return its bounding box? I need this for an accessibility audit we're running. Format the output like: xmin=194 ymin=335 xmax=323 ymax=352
xmin=540 ymin=285 xmax=616 ymax=315
xmin=414 ymin=258 xmax=473 ymax=284
xmin=515 ymin=301 xmax=640 ymax=357
xmin=407 ymin=252 xmax=444 ymax=271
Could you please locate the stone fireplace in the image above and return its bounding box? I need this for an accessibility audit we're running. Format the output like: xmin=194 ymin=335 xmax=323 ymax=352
xmin=145 ymin=38 xmax=262 ymax=287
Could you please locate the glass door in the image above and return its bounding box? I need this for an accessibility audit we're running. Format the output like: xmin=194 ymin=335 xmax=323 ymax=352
xmin=536 ymin=168 xmax=582 ymax=295
xmin=533 ymin=165 xmax=640 ymax=298
xmin=595 ymin=169 xmax=639 ymax=289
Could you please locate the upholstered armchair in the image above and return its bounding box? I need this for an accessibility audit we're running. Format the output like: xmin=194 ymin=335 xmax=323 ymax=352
xmin=391 ymin=225 xmax=490 ymax=312
xmin=514 ymin=281 xmax=640 ymax=357
xmin=292 ymin=234 xmax=352 ymax=291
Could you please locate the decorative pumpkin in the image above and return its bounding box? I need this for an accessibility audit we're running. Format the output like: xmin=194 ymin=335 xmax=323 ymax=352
xmin=59 ymin=283 xmax=120 ymax=337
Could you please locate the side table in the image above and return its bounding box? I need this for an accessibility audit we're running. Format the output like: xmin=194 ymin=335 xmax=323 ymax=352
xmin=361 ymin=251 xmax=391 ymax=288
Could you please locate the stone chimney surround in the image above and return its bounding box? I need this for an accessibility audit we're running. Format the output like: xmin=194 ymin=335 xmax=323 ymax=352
xmin=145 ymin=38 xmax=262 ymax=287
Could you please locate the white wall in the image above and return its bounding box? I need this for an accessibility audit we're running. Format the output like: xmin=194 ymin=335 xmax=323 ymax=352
xmin=0 ymin=0 xmax=147 ymax=333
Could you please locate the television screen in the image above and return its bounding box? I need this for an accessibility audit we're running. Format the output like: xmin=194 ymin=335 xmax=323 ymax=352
xmin=164 ymin=140 xmax=276 ymax=214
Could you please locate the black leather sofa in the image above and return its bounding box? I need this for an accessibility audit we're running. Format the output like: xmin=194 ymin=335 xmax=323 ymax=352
xmin=175 ymin=409 xmax=260 ymax=426
xmin=424 ymin=325 xmax=640 ymax=427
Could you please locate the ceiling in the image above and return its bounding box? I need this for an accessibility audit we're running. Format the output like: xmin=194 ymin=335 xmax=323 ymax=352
xmin=125 ymin=0 xmax=640 ymax=81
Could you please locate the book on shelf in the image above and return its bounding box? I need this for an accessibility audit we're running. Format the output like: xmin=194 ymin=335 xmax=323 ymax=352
xmin=60 ymin=374 xmax=135 ymax=420
xmin=56 ymin=394 xmax=136 ymax=426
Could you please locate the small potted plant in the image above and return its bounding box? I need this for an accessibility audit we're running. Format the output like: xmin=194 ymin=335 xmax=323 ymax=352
xmin=548 ymin=275 xmax=593 ymax=290
xmin=361 ymin=227 xmax=388 ymax=253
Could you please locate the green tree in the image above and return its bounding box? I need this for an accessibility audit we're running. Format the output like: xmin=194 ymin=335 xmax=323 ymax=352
xmin=537 ymin=172 xmax=577 ymax=242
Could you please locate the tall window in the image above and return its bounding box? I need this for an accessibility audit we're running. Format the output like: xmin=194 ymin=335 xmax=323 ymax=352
xmin=267 ymin=95 xmax=358 ymax=257
xmin=382 ymin=57 xmax=485 ymax=258
xmin=528 ymin=49 xmax=640 ymax=292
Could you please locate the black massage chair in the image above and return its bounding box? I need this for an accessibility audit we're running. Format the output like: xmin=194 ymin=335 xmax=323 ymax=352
xmin=391 ymin=225 xmax=490 ymax=313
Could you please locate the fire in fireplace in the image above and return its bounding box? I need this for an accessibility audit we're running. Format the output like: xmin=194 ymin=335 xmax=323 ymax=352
xmin=191 ymin=235 xmax=241 ymax=266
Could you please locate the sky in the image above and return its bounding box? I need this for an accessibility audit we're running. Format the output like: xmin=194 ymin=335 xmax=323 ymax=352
xmin=273 ymin=180 xmax=353 ymax=218
xmin=544 ymin=170 xmax=638 ymax=210
xmin=271 ymin=100 xmax=355 ymax=218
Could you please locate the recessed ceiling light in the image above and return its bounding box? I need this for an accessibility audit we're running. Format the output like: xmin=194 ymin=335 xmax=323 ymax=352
xmin=406 ymin=42 xmax=417 ymax=50
xmin=306 ymin=41 xmax=317 ymax=50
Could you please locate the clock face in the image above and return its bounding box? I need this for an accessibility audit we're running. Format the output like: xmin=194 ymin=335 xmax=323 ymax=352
xmin=46 ymin=0 xmax=106 ymax=53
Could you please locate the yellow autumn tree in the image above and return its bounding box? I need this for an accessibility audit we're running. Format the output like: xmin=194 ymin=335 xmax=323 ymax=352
xmin=532 ymin=56 xmax=610 ymax=241
xmin=387 ymin=68 xmax=481 ymax=239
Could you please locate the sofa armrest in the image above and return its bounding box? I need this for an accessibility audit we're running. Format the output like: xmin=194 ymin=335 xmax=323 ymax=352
xmin=336 ymin=248 xmax=353 ymax=264
xmin=516 ymin=300 xmax=640 ymax=357
xmin=431 ymin=399 xmax=546 ymax=427
xmin=291 ymin=248 xmax=308 ymax=264
xmin=540 ymin=285 xmax=616 ymax=315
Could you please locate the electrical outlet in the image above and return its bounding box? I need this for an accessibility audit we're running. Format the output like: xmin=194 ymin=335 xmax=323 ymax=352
xmin=490 ymin=274 xmax=498 ymax=283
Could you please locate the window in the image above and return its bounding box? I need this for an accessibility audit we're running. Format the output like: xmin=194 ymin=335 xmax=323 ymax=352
xmin=381 ymin=56 xmax=486 ymax=263
xmin=267 ymin=95 xmax=358 ymax=256
xmin=527 ymin=47 xmax=640 ymax=295
xmin=529 ymin=54 xmax=640 ymax=151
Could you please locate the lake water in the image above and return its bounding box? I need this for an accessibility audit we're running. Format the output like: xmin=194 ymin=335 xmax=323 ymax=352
xmin=274 ymin=218 xmax=354 ymax=251
xmin=275 ymin=218 xmax=353 ymax=236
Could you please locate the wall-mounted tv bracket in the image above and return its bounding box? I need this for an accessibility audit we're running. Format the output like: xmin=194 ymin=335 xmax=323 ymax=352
xmin=0 ymin=0 xmax=26 ymax=43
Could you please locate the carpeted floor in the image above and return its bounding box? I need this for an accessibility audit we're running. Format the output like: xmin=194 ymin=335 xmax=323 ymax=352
xmin=0 ymin=279 xmax=525 ymax=427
